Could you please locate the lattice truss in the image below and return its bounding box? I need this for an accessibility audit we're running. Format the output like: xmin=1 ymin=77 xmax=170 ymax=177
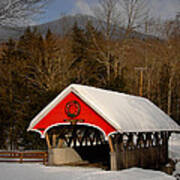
xmin=46 ymin=125 xmax=106 ymax=149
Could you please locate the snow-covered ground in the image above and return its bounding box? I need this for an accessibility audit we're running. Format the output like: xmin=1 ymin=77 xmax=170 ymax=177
xmin=0 ymin=133 xmax=179 ymax=180
xmin=0 ymin=163 xmax=176 ymax=180
xmin=174 ymin=162 xmax=180 ymax=180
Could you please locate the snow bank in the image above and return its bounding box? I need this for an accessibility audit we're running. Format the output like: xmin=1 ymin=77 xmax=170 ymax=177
xmin=0 ymin=163 xmax=175 ymax=180
xmin=169 ymin=133 xmax=180 ymax=160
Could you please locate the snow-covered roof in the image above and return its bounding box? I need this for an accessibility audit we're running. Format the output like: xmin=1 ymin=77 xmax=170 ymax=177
xmin=28 ymin=84 xmax=180 ymax=133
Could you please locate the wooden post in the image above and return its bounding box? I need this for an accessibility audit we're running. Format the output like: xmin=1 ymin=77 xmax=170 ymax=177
xmin=45 ymin=133 xmax=52 ymax=149
xmin=109 ymin=136 xmax=118 ymax=170
xmin=108 ymin=136 xmax=114 ymax=153
xmin=52 ymin=133 xmax=57 ymax=148
xmin=165 ymin=132 xmax=171 ymax=163
xmin=114 ymin=134 xmax=123 ymax=169
xmin=20 ymin=152 xmax=23 ymax=163
xmin=43 ymin=152 xmax=48 ymax=165
xmin=57 ymin=139 xmax=64 ymax=148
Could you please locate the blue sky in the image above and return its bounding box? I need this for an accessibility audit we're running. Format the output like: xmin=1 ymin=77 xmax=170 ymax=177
xmin=38 ymin=0 xmax=96 ymax=24
xmin=37 ymin=0 xmax=180 ymax=24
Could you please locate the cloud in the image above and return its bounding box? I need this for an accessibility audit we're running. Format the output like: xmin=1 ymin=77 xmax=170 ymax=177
xmin=71 ymin=0 xmax=180 ymax=20
xmin=149 ymin=0 xmax=180 ymax=19
xmin=72 ymin=0 xmax=94 ymax=16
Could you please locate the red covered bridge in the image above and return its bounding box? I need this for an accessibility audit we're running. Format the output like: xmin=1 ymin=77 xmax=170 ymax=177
xmin=28 ymin=84 xmax=180 ymax=170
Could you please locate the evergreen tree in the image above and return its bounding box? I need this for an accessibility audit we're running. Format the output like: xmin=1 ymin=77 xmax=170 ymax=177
xmin=0 ymin=39 xmax=28 ymax=149
xmin=71 ymin=22 xmax=88 ymax=63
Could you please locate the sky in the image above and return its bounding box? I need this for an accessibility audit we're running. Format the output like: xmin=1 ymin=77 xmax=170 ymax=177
xmin=37 ymin=0 xmax=180 ymax=24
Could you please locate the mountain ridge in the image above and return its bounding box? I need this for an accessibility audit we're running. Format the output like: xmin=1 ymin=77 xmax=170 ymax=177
xmin=0 ymin=14 xmax=154 ymax=42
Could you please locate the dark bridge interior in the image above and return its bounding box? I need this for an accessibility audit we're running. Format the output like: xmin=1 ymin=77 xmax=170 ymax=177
xmin=47 ymin=125 xmax=110 ymax=169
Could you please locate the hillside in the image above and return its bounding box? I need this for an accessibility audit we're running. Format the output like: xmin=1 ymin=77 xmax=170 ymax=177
xmin=0 ymin=14 xmax=153 ymax=42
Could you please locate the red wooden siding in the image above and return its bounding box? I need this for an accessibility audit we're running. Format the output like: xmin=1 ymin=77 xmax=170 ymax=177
xmin=33 ymin=92 xmax=116 ymax=137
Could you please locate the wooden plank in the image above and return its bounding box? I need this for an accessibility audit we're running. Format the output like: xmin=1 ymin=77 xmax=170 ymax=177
xmin=0 ymin=156 xmax=21 ymax=159
xmin=0 ymin=160 xmax=45 ymax=163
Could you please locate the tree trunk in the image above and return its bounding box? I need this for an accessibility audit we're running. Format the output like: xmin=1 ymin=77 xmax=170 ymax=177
xmin=167 ymin=75 xmax=173 ymax=116
xmin=106 ymin=62 xmax=111 ymax=84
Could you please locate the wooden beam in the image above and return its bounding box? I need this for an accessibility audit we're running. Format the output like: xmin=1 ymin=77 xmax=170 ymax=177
xmin=45 ymin=133 xmax=52 ymax=149
xmin=108 ymin=136 xmax=115 ymax=153
xmin=52 ymin=133 xmax=57 ymax=148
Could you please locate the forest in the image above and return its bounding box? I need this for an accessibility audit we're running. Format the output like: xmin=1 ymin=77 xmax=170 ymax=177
xmin=0 ymin=1 xmax=179 ymax=150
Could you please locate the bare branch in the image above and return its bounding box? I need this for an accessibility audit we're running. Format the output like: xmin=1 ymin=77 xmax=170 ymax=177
xmin=93 ymin=0 xmax=122 ymax=40
xmin=0 ymin=0 xmax=51 ymax=27
xmin=119 ymin=0 xmax=149 ymax=32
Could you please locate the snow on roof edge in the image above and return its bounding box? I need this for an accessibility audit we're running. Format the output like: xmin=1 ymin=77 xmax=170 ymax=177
xmin=28 ymin=84 xmax=180 ymax=133
xmin=27 ymin=85 xmax=73 ymax=131
xmin=28 ymin=84 xmax=121 ymax=132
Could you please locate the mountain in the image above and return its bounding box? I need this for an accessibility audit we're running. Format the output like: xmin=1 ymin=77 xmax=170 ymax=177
xmin=0 ymin=14 xmax=98 ymax=42
xmin=0 ymin=14 xmax=154 ymax=42
xmin=34 ymin=14 xmax=97 ymax=35
xmin=0 ymin=26 xmax=24 ymax=42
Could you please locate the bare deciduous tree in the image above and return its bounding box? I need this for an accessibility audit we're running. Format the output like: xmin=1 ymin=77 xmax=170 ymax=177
xmin=120 ymin=0 xmax=149 ymax=33
xmin=93 ymin=0 xmax=121 ymax=40
xmin=0 ymin=0 xmax=50 ymax=27
xmin=91 ymin=0 xmax=122 ymax=84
